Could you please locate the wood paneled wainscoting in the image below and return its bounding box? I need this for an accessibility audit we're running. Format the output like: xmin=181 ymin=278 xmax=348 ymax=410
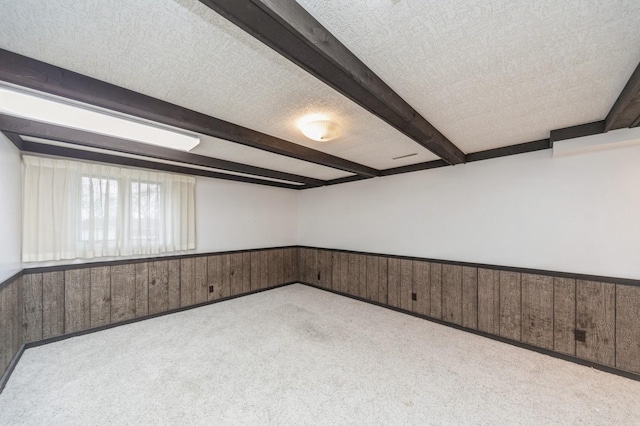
xmin=298 ymin=247 xmax=640 ymax=380
xmin=0 ymin=247 xmax=298 ymax=391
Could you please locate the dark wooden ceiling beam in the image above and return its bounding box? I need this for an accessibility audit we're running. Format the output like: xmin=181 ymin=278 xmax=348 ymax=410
xmin=200 ymin=0 xmax=466 ymax=165
xmin=0 ymin=49 xmax=378 ymax=177
xmin=16 ymin=136 xmax=302 ymax=190
xmin=0 ymin=114 xmax=325 ymax=186
xmin=606 ymin=61 xmax=640 ymax=131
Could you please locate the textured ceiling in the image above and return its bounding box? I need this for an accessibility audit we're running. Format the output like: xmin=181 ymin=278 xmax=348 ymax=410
xmin=298 ymin=0 xmax=640 ymax=153
xmin=0 ymin=0 xmax=438 ymax=172
xmin=1 ymin=0 xmax=639 ymax=183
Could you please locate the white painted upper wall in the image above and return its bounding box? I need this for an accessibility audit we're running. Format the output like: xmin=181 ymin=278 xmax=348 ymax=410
xmin=0 ymin=134 xmax=22 ymax=281
xmin=298 ymin=141 xmax=640 ymax=280
xmin=194 ymin=177 xmax=297 ymax=253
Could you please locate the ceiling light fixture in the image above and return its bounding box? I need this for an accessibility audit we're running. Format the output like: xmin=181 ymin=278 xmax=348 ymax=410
xmin=0 ymin=86 xmax=200 ymax=152
xmin=298 ymin=115 xmax=340 ymax=142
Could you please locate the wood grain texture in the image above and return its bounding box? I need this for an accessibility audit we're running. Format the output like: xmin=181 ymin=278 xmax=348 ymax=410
xmin=180 ymin=258 xmax=195 ymax=307
xmin=430 ymin=263 xmax=443 ymax=319
xmin=331 ymin=252 xmax=347 ymax=293
xmin=478 ymin=269 xmax=500 ymax=334
xmin=110 ymin=264 xmax=136 ymax=323
xmin=268 ymin=249 xmax=284 ymax=288
xmin=42 ymin=271 xmax=65 ymax=339
xmin=220 ymin=254 xmax=231 ymax=298
xmin=135 ymin=263 xmax=149 ymax=317
xmin=616 ymin=285 xmax=640 ymax=373
xmin=90 ymin=267 xmax=111 ymax=328
xmin=208 ymin=255 xmax=224 ymax=300
xmin=283 ymin=248 xmax=297 ymax=283
xmin=22 ymin=273 xmax=43 ymax=343
xmin=365 ymin=256 xmax=379 ymax=302
xmin=412 ymin=261 xmax=430 ymax=316
xmin=148 ymin=261 xmax=169 ymax=315
xmin=378 ymin=257 xmax=388 ymax=305
xmin=168 ymin=259 xmax=181 ymax=310
xmin=399 ymin=259 xmax=413 ymax=311
xmin=442 ymin=264 xmax=462 ymax=325
xmin=194 ymin=257 xmax=208 ymax=304
xmin=251 ymin=252 xmax=261 ymax=291
xmin=387 ymin=258 xmax=401 ymax=308
xmin=0 ymin=278 xmax=22 ymax=375
xmin=318 ymin=250 xmax=333 ymax=289
xmin=553 ymin=277 xmax=576 ymax=356
xmin=461 ymin=267 xmax=478 ymax=329
xmin=576 ymin=280 xmax=616 ymax=366
xmin=65 ymin=269 xmax=90 ymax=333
xmin=260 ymin=250 xmax=269 ymax=289
xmin=230 ymin=253 xmax=244 ymax=297
xmin=499 ymin=271 xmax=521 ymax=341
xmin=347 ymin=253 xmax=361 ymax=297
xmin=521 ymin=274 xmax=553 ymax=350
xmin=242 ymin=252 xmax=252 ymax=293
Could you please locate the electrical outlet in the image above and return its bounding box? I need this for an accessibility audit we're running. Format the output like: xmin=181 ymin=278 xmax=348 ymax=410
xmin=411 ymin=292 xmax=417 ymax=301
xmin=209 ymin=285 xmax=214 ymax=293
xmin=574 ymin=329 xmax=586 ymax=342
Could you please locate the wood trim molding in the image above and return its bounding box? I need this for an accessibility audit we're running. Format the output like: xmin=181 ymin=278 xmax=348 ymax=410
xmin=200 ymin=0 xmax=466 ymax=165
xmin=0 ymin=49 xmax=378 ymax=177
xmin=606 ymin=61 xmax=640 ymax=131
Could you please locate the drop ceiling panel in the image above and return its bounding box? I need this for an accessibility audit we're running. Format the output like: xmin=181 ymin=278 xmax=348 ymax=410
xmin=298 ymin=0 xmax=640 ymax=153
xmin=0 ymin=0 xmax=438 ymax=170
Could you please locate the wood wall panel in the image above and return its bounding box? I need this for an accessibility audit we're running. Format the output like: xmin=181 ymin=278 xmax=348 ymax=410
xmin=387 ymin=258 xmax=401 ymax=308
xmin=283 ymin=248 xmax=297 ymax=283
xmin=461 ymin=267 xmax=478 ymax=329
xmin=149 ymin=261 xmax=169 ymax=315
xmin=430 ymin=263 xmax=443 ymax=319
xmin=64 ymin=269 xmax=90 ymax=333
xmin=553 ymin=277 xmax=576 ymax=356
xmin=0 ymin=277 xmax=22 ymax=377
xmin=365 ymin=256 xmax=379 ymax=302
xmin=260 ymin=251 xmax=269 ymax=289
xmin=194 ymin=257 xmax=208 ymax=304
xmin=22 ymin=273 xmax=43 ymax=343
xmin=168 ymin=260 xmax=181 ymax=310
xmin=499 ymin=271 xmax=521 ymax=341
xmin=576 ymin=280 xmax=616 ymax=366
xmin=478 ymin=269 xmax=500 ymax=334
xmin=180 ymin=258 xmax=195 ymax=307
xmin=318 ymin=250 xmax=333 ymax=289
xmin=90 ymin=267 xmax=111 ymax=328
xmin=42 ymin=271 xmax=65 ymax=339
xmin=242 ymin=252 xmax=252 ymax=293
xmin=110 ymin=265 xmax=136 ymax=323
xmin=521 ymin=274 xmax=553 ymax=350
xmin=412 ymin=261 xmax=430 ymax=316
xmin=399 ymin=259 xmax=413 ymax=311
xmin=442 ymin=264 xmax=462 ymax=325
xmin=378 ymin=257 xmax=388 ymax=305
xmin=230 ymin=253 xmax=244 ymax=297
xmin=221 ymin=254 xmax=231 ymax=298
xmin=616 ymin=285 xmax=640 ymax=373
xmin=208 ymin=255 xmax=223 ymax=300
xmin=135 ymin=263 xmax=149 ymax=318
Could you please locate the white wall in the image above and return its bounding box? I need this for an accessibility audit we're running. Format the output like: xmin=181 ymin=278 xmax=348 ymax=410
xmin=298 ymin=144 xmax=640 ymax=280
xmin=0 ymin=134 xmax=22 ymax=281
xmin=194 ymin=177 xmax=297 ymax=253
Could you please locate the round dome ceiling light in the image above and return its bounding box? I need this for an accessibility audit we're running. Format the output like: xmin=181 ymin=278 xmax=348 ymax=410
xmin=299 ymin=119 xmax=341 ymax=142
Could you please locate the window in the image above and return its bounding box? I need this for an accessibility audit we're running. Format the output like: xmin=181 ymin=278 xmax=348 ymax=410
xmin=23 ymin=155 xmax=196 ymax=262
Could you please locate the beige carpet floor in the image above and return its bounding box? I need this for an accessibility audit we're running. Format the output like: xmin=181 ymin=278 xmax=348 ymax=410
xmin=1 ymin=284 xmax=639 ymax=425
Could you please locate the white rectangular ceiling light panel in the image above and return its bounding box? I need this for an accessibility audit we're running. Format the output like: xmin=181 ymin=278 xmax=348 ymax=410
xmin=0 ymin=86 xmax=200 ymax=152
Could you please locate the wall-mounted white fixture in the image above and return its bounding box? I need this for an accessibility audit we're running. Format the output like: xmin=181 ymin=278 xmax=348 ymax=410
xmin=0 ymin=86 xmax=200 ymax=152
xmin=297 ymin=114 xmax=340 ymax=142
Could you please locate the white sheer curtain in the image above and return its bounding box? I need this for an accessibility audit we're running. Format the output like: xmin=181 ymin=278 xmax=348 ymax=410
xmin=23 ymin=155 xmax=196 ymax=262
